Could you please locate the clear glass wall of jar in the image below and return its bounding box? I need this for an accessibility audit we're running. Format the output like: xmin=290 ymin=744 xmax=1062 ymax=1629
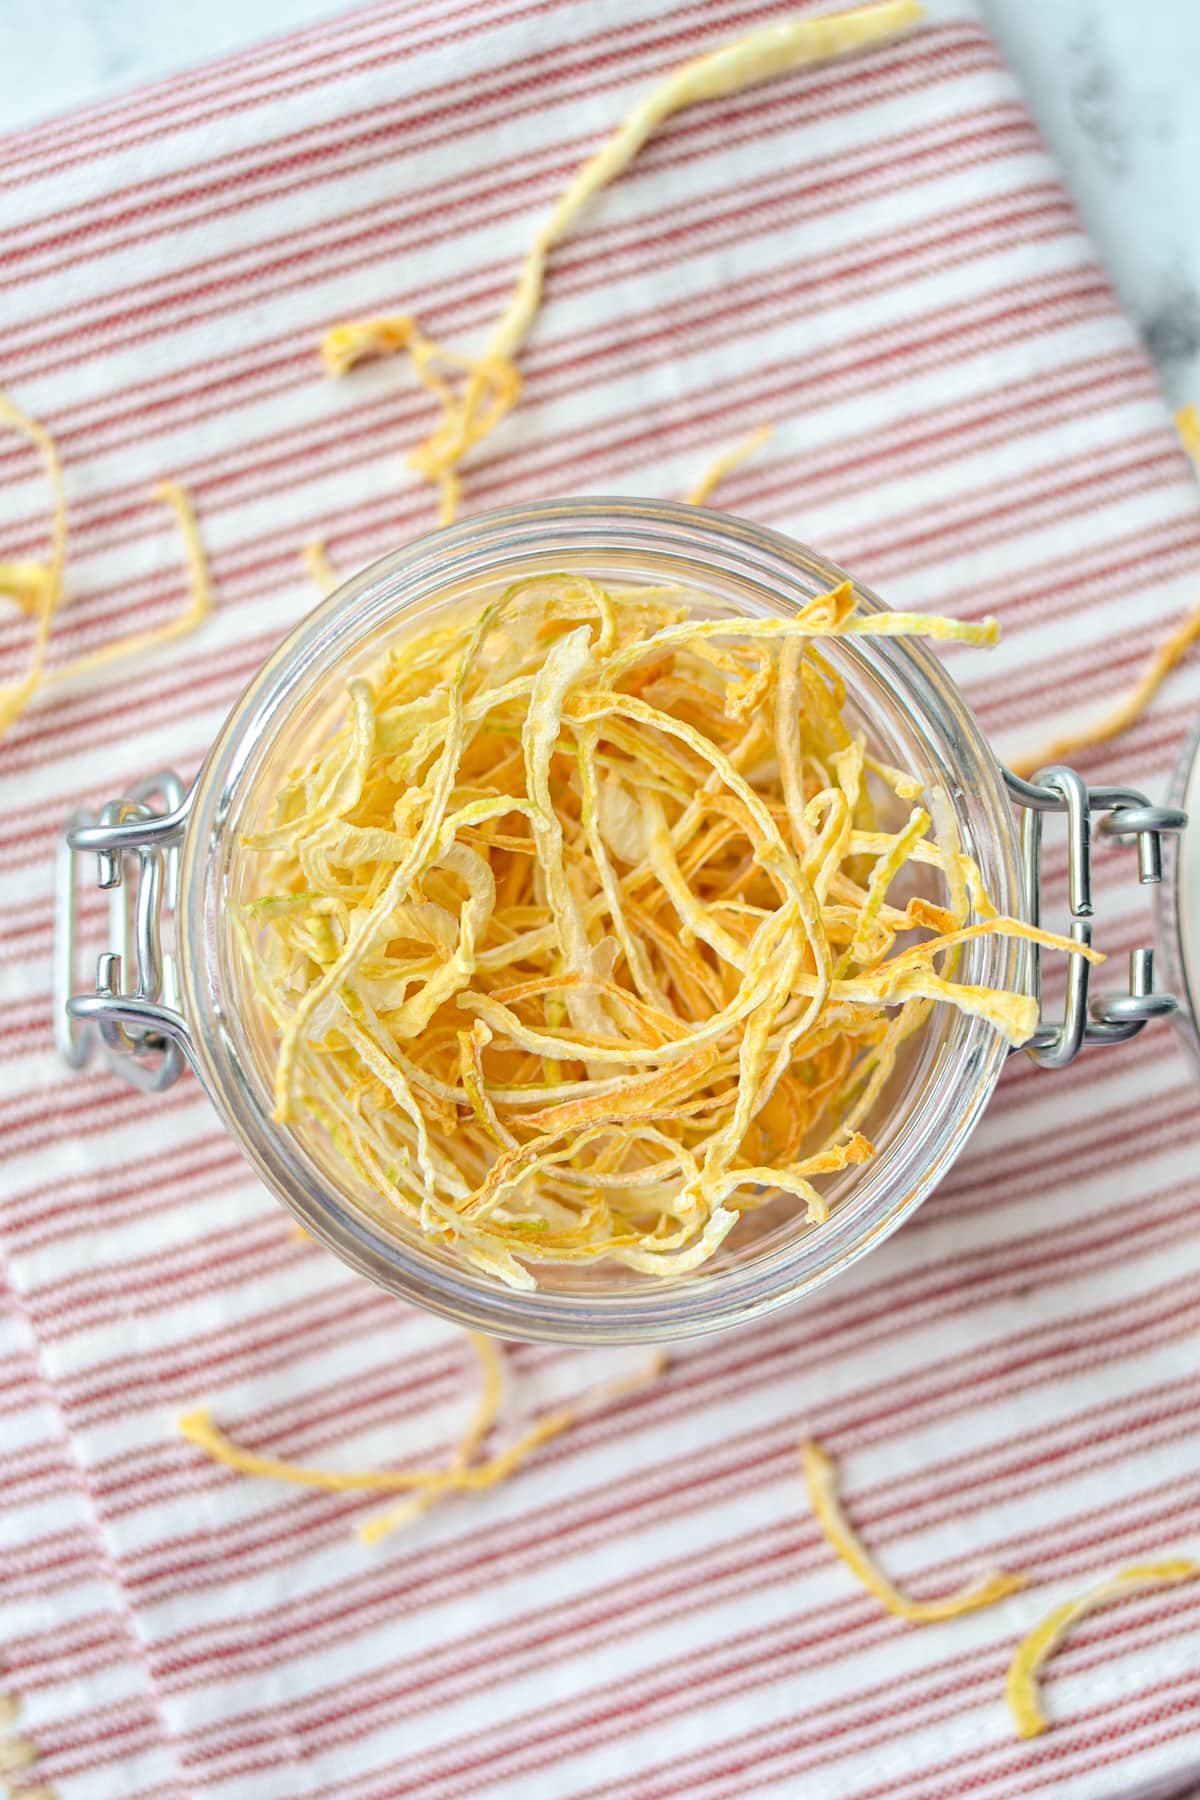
xmin=174 ymin=499 xmax=1029 ymax=1343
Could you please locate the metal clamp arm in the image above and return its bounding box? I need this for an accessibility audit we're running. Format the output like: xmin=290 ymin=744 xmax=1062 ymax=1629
xmin=55 ymin=772 xmax=195 ymax=1092
xmin=1005 ymin=766 xmax=1187 ymax=1069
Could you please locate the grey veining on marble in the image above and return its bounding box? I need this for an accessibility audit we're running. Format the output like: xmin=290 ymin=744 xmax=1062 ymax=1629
xmin=981 ymin=0 xmax=1200 ymax=410
xmin=0 ymin=0 xmax=1197 ymax=406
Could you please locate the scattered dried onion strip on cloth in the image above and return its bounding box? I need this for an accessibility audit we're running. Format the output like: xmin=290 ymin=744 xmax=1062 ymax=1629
xmin=179 ymin=1345 xmax=665 ymax=1545
xmin=1176 ymin=403 xmax=1200 ymax=467
xmin=0 ymin=389 xmax=213 ymax=740
xmin=1010 ymin=402 xmax=1200 ymax=778
xmin=800 ymin=1440 xmax=1028 ymax=1621
xmin=303 ymin=537 xmax=342 ymax=597
xmin=1008 ymin=604 xmax=1200 ymax=779
xmin=234 ymin=578 xmax=1096 ymax=1290
xmin=684 ymin=426 xmax=773 ymax=507
xmin=38 ymin=480 xmax=213 ymax=690
xmin=1005 ymin=1558 xmax=1200 ymax=1739
xmin=0 ymin=390 xmax=67 ymax=735
xmin=318 ymin=0 xmax=925 ymax=523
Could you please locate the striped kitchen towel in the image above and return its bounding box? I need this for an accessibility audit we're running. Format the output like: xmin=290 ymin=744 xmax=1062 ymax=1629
xmin=2 ymin=2 xmax=1200 ymax=1796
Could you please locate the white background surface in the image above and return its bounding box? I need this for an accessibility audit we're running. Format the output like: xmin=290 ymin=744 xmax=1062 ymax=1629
xmin=0 ymin=0 xmax=1197 ymax=413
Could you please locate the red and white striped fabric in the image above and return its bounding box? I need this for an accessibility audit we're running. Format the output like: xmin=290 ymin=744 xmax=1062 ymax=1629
xmin=2 ymin=2 xmax=1200 ymax=1795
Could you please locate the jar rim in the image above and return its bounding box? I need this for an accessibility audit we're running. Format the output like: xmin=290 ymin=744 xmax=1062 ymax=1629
xmin=179 ymin=498 xmax=1027 ymax=1343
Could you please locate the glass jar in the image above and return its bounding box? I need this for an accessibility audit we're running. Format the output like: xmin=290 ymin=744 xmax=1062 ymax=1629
xmin=56 ymin=500 xmax=1192 ymax=1343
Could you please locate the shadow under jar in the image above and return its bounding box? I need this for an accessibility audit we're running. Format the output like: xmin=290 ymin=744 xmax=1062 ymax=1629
xmin=56 ymin=500 xmax=1192 ymax=1343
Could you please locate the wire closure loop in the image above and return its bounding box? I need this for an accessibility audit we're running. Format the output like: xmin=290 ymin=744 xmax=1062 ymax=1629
xmin=55 ymin=771 xmax=195 ymax=1091
xmin=54 ymin=762 xmax=1189 ymax=1089
xmin=1006 ymin=767 xmax=1187 ymax=1069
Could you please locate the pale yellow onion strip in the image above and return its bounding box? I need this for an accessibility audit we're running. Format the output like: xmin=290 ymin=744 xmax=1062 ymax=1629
xmin=481 ymin=3 xmax=923 ymax=372
xmin=0 ymin=472 xmax=212 ymax=742
xmin=883 ymin=914 xmax=1105 ymax=972
xmin=328 ymin=1082 xmax=480 ymax=1249
xmin=360 ymin=1351 xmax=668 ymax=1544
xmin=459 ymin=1019 xmax=518 ymax=1149
xmin=364 ymin=1332 xmax=508 ymax=1535
xmin=801 ymin=1440 xmax=1027 ymax=1621
xmin=568 ymin=690 xmax=805 ymax=899
xmin=838 ymin=965 xmax=1038 ymax=1046
xmin=616 ymin=708 xmax=775 ymax=904
xmin=602 ymin=592 xmax=861 ymax=683
xmin=690 ymin=913 xmax=806 ymax=1194
xmin=521 ymin=626 xmax=609 ymax=1040
xmin=179 ymin=1328 xmax=515 ymax=1524
xmin=926 ymin=784 xmax=968 ymax=926
xmin=841 ymin=807 xmax=931 ymax=967
xmin=336 ymin=1013 xmax=445 ymax=1206
xmin=518 ymin=1049 xmax=720 ymax=1137
xmin=600 ymin=678 xmax=831 ymax=1076
xmin=320 ymin=314 xmax=519 ymax=513
xmin=0 ymin=389 xmax=67 ymax=736
xmin=320 ymin=313 xmax=422 ymax=377
xmin=321 ymin=5 xmax=924 ymax=497
xmin=335 ymin=1079 xmax=527 ymax=1261
xmin=294 ymin=796 xmax=537 ymax=888
xmin=777 ymin=635 xmax=817 ymax=858
xmin=347 ymin=998 xmax=468 ymax=1112
xmin=846 ymin=611 xmax=998 ymax=646
xmin=297 ymin=679 xmax=377 ymax=834
xmin=473 ymin=889 xmax=612 ymax=973
xmin=807 ymin=741 xmax=865 ymax=907
xmin=460 ymin=903 xmax=796 ymax=1067
xmin=373 ymin=840 xmax=496 ymax=1041
xmin=598 ymin=597 xmax=997 ymax=687
xmin=43 ymin=480 xmax=215 ymax=693
xmin=489 ymin=971 xmax=687 ymax=1045
xmin=750 ymin=927 xmax=841 ymax=1123
xmin=176 ymin=1352 xmax=511 ymax=1496
xmin=773 ymin=649 xmax=844 ymax=986
xmin=304 ymin=538 xmax=342 ymax=595
xmin=683 ymin=424 xmax=773 ymax=507
xmin=804 ymin=789 xmax=853 ymax=908
xmin=571 ymin=689 xmax=827 ymax=1026
xmin=1008 ymin=601 xmax=1200 ymax=780
xmin=1005 ymin=401 xmax=1200 ymax=777
xmin=272 ymin=598 xmax=513 ymax=1119
xmin=845 ymin=827 xmax=995 ymax=895
xmin=0 ymin=1732 xmax=38 ymax=1778
xmin=488 ymin=1049 xmax=722 ymax=1109
xmin=837 ymin=997 xmax=932 ymax=1138
xmin=463 ymin=1119 xmax=704 ymax=1226
xmin=538 ymin=1138 xmax=711 ymax=1201
xmin=352 ymin=672 xmax=535 ymax=775
xmin=0 ymin=559 xmax=51 ymax=613
xmin=437 ymin=3 xmax=925 ymax=470
xmin=575 ymin=722 xmax=674 ymax=1012
xmin=299 ymin=1044 xmax=448 ymax=1214
xmin=1005 ymin=1559 xmax=1200 ymax=1739
xmin=639 ymin=786 xmax=748 ymax=968
xmin=863 ymin=751 xmax=924 ymax=801
xmin=608 ymin=1206 xmax=740 ymax=1275
xmin=500 ymin=573 xmax=619 ymax=658
xmin=460 ymin=1142 xmax=695 ymax=1248
xmin=460 ymin=1234 xmax=539 ymax=1291
xmin=712 ymin=1133 xmax=874 ymax=1226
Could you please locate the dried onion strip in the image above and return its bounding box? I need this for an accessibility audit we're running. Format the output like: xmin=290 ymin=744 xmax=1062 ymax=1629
xmin=235 ymin=579 xmax=1091 ymax=1289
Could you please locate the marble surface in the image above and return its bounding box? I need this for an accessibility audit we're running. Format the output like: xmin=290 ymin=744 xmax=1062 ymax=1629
xmin=1 ymin=0 xmax=1198 ymax=408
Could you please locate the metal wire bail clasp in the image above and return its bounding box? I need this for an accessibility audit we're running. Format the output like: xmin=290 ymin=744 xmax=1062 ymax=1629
xmin=1005 ymin=767 xmax=1187 ymax=1069
xmin=55 ymin=772 xmax=195 ymax=1091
